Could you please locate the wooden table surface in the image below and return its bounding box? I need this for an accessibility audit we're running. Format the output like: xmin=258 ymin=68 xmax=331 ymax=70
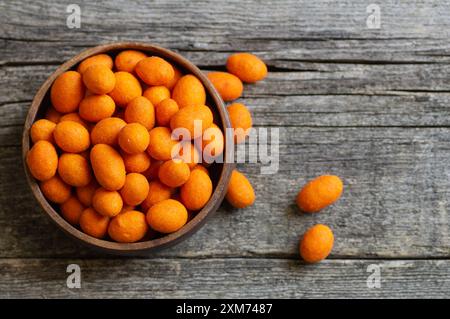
xmin=1 ymin=0 xmax=450 ymax=298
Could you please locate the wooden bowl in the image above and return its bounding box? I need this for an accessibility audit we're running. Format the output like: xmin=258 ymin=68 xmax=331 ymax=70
xmin=22 ymin=42 xmax=234 ymax=255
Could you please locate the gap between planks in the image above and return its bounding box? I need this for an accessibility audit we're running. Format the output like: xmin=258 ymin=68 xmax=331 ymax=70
xmin=0 ymin=256 xmax=449 ymax=261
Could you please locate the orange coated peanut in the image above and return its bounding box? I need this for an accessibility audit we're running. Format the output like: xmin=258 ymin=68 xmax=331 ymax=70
xmin=90 ymin=144 xmax=126 ymax=191
xmin=60 ymin=196 xmax=85 ymax=225
xmin=30 ymin=119 xmax=56 ymax=143
xmin=226 ymin=170 xmax=255 ymax=208
xmin=143 ymin=86 xmax=171 ymax=106
xmin=136 ymin=56 xmax=175 ymax=86
xmin=119 ymin=173 xmax=149 ymax=206
xmin=146 ymin=199 xmax=188 ymax=233
xmin=146 ymin=127 xmax=178 ymax=161
xmin=155 ymin=98 xmax=179 ymax=127
xmin=226 ymin=53 xmax=267 ymax=83
xmin=92 ymin=187 xmax=123 ymax=217
xmin=180 ymin=169 xmax=212 ymax=211
xmin=299 ymin=224 xmax=334 ymax=263
xmin=296 ymin=175 xmax=343 ymax=213
xmin=227 ymin=102 xmax=253 ymax=144
xmin=201 ymin=123 xmax=224 ymax=159
xmin=176 ymin=142 xmax=200 ymax=169
xmin=170 ymin=105 xmax=213 ymax=139
xmin=82 ymin=65 xmax=116 ymax=94
xmin=191 ymin=164 xmax=209 ymax=175
xmin=122 ymin=151 xmax=151 ymax=173
xmin=207 ymin=71 xmax=243 ymax=101
xmin=50 ymin=71 xmax=85 ymax=113
xmin=108 ymin=210 xmax=148 ymax=243
xmin=108 ymin=71 xmax=142 ymax=106
xmin=40 ymin=175 xmax=71 ymax=204
xmin=79 ymin=207 xmax=109 ymax=239
xmin=172 ymin=74 xmax=206 ymax=108
xmin=124 ymin=96 xmax=155 ymax=130
xmin=59 ymin=112 xmax=89 ymax=129
xmin=77 ymin=54 xmax=113 ymax=74
xmin=57 ymin=153 xmax=92 ymax=187
xmin=79 ymin=94 xmax=116 ymax=122
xmin=53 ymin=120 xmax=90 ymax=153
xmin=90 ymin=117 xmax=126 ymax=146
xmin=166 ymin=66 xmax=182 ymax=90
xmin=26 ymin=140 xmax=58 ymax=181
xmin=158 ymin=159 xmax=191 ymax=187
xmin=141 ymin=180 xmax=174 ymax=211
xmin=118 ymin=123 xmax=150 ymax=154
xmin=76 ymin=180 xmax=99 ymax=207
xmin=114 ymin=50 xmax=147 ymax=73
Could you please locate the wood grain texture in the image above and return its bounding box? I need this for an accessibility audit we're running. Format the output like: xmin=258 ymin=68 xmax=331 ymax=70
xmin=4 ymin=65 xmax=450 ymax=105
xmin=2 ymin=0 xmax=450 ymax=43
xmin=1 ymin=0 xmax=450 ymax=297
xmin=0 ymin=258 xmax=449 ymax=298
xmin=2 ymin=127 xmax=450 ymax=258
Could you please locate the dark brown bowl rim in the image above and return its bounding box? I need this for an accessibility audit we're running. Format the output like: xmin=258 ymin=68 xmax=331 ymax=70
xmin=22 ymin=42 xmax=235 ymax=255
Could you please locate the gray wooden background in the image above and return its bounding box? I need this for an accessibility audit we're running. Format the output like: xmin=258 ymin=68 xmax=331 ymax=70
xmin=1 ymin=0 xmax=450 ymax=298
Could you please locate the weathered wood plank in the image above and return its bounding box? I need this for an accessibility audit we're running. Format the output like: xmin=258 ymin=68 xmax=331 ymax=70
xmin=4 ymin=37 xmax=450 ymax=66
xmin=4 ymin=63 xmax=450 ymax=107
xmin=0 ymin=258 xmax=449 ymax=298
xmin=2 ymin=0 xmax=450 ymax=44
xmin=250 ymin=94 xmax=450 ymax=127
xmin=2 ymin=127 xmax=449 ymax=258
